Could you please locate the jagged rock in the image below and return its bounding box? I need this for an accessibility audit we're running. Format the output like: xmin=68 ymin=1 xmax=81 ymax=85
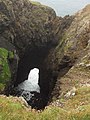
xmin=0 ymin=0 xmax=60 ymax=92
xmin=46 ymin=4 xmax=90 ymax=100
xmin=64 ymin=87 xmax=77 ymax=99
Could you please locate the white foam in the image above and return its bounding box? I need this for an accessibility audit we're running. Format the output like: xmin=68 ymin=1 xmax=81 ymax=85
xmin=17 ymin=68 xmax=40 ymax=93
xmin=28 ymin=68 xmax=39 ymax=84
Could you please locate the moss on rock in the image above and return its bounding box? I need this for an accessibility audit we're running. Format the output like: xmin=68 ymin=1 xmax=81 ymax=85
xmin=0 ymin=48 xmax=12 ymax=91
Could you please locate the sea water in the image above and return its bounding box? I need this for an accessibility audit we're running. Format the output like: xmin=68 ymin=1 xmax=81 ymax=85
xmin=17 ymin=68 xmax=40 ymax=101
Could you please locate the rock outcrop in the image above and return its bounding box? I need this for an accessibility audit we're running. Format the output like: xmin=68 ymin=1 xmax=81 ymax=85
xmin=0 ymin=0 xmax=62 ymax=109
xmin=47 ymin=4 xmax=90 ymax=100
xmin=0 ymin=0 xmax=60 ymax=92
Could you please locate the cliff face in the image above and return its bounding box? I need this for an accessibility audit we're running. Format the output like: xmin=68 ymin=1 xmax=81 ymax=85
xmin=0 ymin=0 xmax=90 ymax=109
xmin=0 ymin=0 xmax=60 ymax=92
xmin=47 ymin=4 xmax=90 ymax=100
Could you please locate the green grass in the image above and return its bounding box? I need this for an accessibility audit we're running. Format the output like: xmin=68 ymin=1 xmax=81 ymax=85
xmin=30 ymin=1 xmax=41 ymax=6
xmin=63 ymin=87 xmax=90 ymax=109
xmin=0 ymin=48 xmax=12 ymax=91
xmin=0 ymin=96 xmax=69 ymax=120
xmin=0 ymin=86 xmax=90 ymax=120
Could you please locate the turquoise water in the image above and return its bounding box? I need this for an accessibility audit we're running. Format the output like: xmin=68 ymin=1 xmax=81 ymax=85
xmin=32 ymin=0 xmax=90 ymax=16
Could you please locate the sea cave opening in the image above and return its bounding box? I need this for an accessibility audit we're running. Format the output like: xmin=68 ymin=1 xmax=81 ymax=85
xmin=11 ymin=46 xmax=54 ymax=110
xmin=5 ymin=44 xmax=74 ymax=110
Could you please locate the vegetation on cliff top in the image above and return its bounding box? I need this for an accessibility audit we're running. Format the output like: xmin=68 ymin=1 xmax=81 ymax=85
xmin=0 ymin=86 xmax=90 ymax=120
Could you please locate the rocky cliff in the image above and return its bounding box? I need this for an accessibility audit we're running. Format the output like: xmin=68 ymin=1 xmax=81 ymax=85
xmin=47 ymin=4 xmax=90 ymax=100
xmin=0 ymin=0 xmax=63 ymax=109
xmin=0 ymin=0 xmax=59 ymax=91
xmin=0 ymin=0 xmax=90 ymax=111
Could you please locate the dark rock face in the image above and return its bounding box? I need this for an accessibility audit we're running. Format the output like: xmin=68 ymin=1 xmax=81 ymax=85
xmin=0 ymin=0 xmax=61 ymax=108
xmin=0 ymin=0 xmax=57 ymax=81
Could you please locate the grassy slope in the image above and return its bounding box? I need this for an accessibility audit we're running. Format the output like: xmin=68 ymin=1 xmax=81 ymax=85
xmin=0 ymin=86 xmax=90 ymax=120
